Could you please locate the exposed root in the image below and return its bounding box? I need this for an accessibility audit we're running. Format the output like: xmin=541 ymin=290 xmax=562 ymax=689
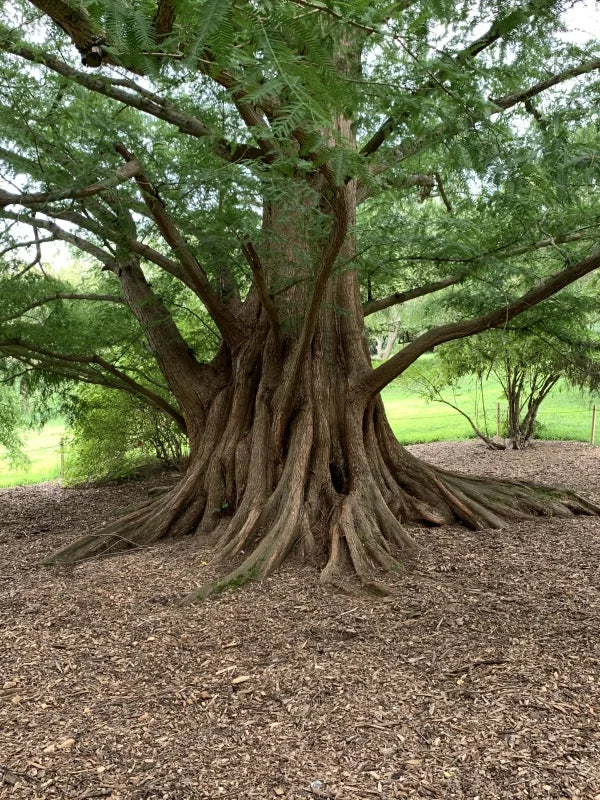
xmin=435 ymin=470 xmax=600 ymax=529
xmin=42 ymin=478 xmax=206 ymax=564
xmin=181 ymin=491 xmax=303 ymax=603
xmin=182 ymin=405 xmax=314 ymax=603
xmin=42 ymin=496 xmax=169 ymax=564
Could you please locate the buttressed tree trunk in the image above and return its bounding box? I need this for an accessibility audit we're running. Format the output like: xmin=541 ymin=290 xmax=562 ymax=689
xmin=8 ymin=0 xmax=600 ymax=601
xmin=45 ymin=245 xmax=600 ymax=601
xmin=44 ymin=161 xmax=600 ymax=601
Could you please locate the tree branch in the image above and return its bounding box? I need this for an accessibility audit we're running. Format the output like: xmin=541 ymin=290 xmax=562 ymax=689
xmin=26 ymin=0 xmax=104 ymax=66
xmin=360 ymin=225 xmax=600 ymax=316
xmin=0 ymin=159 xmax=141 ymax=209
xmin=114 ymin=144 xmax=245 ymax=345
xmin=0 ymin=337 xmax=186 ymax=431
xmin=1 ymin=293 xmax=125 ymax=324
xmin=239 ymin=239 xmax=281 ymax=347
xmin=491 ymin=57 xmax=600 ymax=110
xmin=0 ymin=236 xmax=56 ymax=258
xmin=284 ymin=0 xmax=377 ymax=34
xmin=388 ymin=57 xmax=600 ymax=169
xmin=356 ymin=171 xmax=435 ymax=205
xmin=0 ymin=33 xmax=263 ymax=164
xmin=0 ymin=209 xmax=219 ymax=410
xmin=360 ymin=247 xmax=600 ymax=399
xmin=0 ymin=210 xmax=117 ymax=267
xmin=114 ymin=256 xmax=218 ymax=411
xmin=434 ymin=173 xmax=453 ymax=214
xmin=359 ymin=1 xmax=544 ymax=157
xmin=0 ymin=205 xmax=201 ymax=297
xmin=363 ymin=274 xmax=463 ymax=316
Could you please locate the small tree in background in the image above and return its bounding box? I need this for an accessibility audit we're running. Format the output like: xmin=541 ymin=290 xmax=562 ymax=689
xmin=0 ymin=384 xmax=28 ymax=469
xmin=418 ymin=295 xmax=600 ymax=449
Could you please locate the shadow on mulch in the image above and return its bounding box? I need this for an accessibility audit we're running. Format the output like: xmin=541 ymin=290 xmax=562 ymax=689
xmin=1 ymin=442 xmax=599 ymax=799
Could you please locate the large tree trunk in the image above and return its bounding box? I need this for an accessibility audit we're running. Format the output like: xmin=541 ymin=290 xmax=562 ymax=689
xmin=44 ymin=279 xmax=600 ymax=599
xmin=40 ymin=66 xmax=600 ymax=597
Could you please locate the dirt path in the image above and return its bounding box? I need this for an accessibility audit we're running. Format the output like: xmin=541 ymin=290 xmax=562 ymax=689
xmin=1 ymin=441 xmax=599 ymax=799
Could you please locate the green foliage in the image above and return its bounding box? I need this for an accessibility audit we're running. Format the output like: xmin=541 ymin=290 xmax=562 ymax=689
xmin=64 ymin=386 xmax=187 ymax=484
xmin=0 ymin=385 xmax=28 ymax=469
xmin=422 ymin=295 xmax=600 ymax=447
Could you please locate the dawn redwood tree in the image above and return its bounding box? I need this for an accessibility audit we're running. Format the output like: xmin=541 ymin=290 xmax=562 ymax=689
xmin=1 ymin=0 xmax=600 ymax=599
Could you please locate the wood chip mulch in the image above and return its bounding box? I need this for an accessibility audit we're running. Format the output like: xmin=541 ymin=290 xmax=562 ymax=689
xmin=1 ymin=441 xmax=600 ymax=799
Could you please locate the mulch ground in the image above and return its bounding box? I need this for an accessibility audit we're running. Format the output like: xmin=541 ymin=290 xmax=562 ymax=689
xmin=1 ymin=441 xmax=600 ymax=800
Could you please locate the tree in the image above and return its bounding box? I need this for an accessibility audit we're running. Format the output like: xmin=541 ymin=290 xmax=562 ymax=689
xmin=0 ymin=384 xmax=28 ymax=468
xmin=1 ymin=0 xmax=600 ymax=599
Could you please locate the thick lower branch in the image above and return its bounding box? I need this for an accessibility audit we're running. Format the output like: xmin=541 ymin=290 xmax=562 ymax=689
xmin=361 ymin=247 xmax=600 ymax=399
xmin=1 ymin=293 xmax=125 ymax=324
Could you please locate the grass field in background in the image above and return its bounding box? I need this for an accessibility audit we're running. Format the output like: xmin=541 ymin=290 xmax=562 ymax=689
xmin=1 ymin=364 xmax=599 ymax=488
xmin=383 ymin=381 xmax=597 ymax=444
xmin=0 ymin=420 xmax=64 ymax=488
xmin=384 ymin=358 xmax=599 ymax=445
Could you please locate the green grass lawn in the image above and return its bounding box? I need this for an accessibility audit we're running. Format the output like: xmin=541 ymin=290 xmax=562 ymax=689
xmin=0 ymin=420 xmax=64 ymax=488
xmin=1 ymin=363 xmax=599 ymax=488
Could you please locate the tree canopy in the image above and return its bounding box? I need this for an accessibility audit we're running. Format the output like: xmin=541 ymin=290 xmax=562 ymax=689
xmin=1 ymin=0 xmax=600 ymax=598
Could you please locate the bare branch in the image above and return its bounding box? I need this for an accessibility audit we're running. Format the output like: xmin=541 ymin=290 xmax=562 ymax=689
xmin=0 ymin=209 xmax=117 ymax=267
xmin=17 ymin=224 xmax=45 ymax=277
xmin=416 ymin=374 xmax=506 ymax=450
xmin=0 ymin=236 xmax=56 ymax=258
xmin=0 ymin=205 xmax=200 ymax=295
xmin=284 ymin=0 xmax=376 ymax=33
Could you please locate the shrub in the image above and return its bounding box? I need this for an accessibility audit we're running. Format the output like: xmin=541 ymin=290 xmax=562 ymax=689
xmin=64 ymin=386 xmax=187 ymax=483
